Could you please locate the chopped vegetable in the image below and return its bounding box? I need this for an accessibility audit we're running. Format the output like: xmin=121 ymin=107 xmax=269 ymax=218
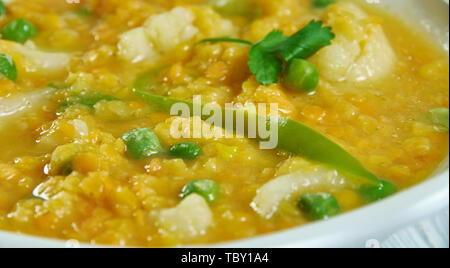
xmin=314 ymin=0 xmax=337 ymax=8
xmin=423 ymin=108 xmax=449 ymax=132
xmin=358 ymin=179 xmax=397 ymax=203
xmin=298 ymin=193 xmax=341 ymax=220
xmin=157 ymin=194 xmax=213 ymax=240
xmin=180 ymin=179 xmax=220 ymax=204
xmin=134 ymin=89 xmax=381 ymax=184
xmin=49 ymin=143 xmax=83 ymax=175
xmin=0 ymin=0 xmax=6 ymax=16
xmin=122 ymin=128 xmax=163 ymax=160
xmin=0 ymin=53 xmax=17 ymax=81
xmin=1 ymin=18 xmax=37 ymax=43
xmin=208 ymin=0 xmax=261 ymax=18
xmin=169 ymin=142 xmax=202 ymax=160
xmin=284 ymin=58 xmax=319 ymax=92
xmin=59 ymin=91 xmax=117 ymax=112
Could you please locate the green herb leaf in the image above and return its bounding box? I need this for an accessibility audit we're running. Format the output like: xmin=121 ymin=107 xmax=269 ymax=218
xmin=0 ymin=53 xmax=18 ymax=81
xmin=248 ymin=31 xmax=287 ymax=85
xmin=273 ymin=20 xmax=335 ymax=62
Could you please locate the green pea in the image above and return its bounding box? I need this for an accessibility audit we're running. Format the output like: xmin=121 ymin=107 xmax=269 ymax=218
xmin=0 ymin=1 xmax=6 ymax=16
xmin=313 ymin=0 xmax=337 ymax=8
xmin=284 ymin=59 xmax=319 ymax=93
xmin=298 ymin=193 xmax=341 ymax=220
xmin=358 ymin=179 xmax=397 ymax=203
xmin=180 ymin=179 xmax=220 ymax=204
xmin=0 ymin=53 xmax=17 ymax=81
xmin=425 ymin=108 xmax=449 ymax=132
xmin=169 ymin=142 xmax=202 ymax=160
xmin=1 ymin=18 xmax=37 ymax=43
xmin=122 ymin=128 xmax=163 ymax=160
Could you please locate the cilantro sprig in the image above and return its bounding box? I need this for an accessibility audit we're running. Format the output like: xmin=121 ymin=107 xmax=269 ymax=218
xmin=200 ymin=20 xmax=335 ymax=86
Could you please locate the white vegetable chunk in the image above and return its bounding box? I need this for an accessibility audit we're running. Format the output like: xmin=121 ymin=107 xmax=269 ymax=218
xmin=117 ymin=7 xmax=198 ymax=64
xmin=0 ymin=88 xmax=54 ymax=130
xmin=311 ymin=3 xmax=396 ymax=83
xmin=157 ymin=194 xmax=213 ymax=240
xmin=117 ymin=28 xmax=160 ymax=63
xmin=251 ymin=166 xmax=351 ymax=219
xmin=0 ymin=40 xmax=70 ymax=77
xmin=144 ymin=7 xmax=199 ymax=54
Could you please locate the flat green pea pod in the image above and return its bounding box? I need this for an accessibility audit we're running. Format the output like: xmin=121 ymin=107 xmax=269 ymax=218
xmin=298 ymin=193 xmax=341 ymax=220
xmin=122 ymin=128 xmax=163 ymax=160
xmin=284 ymin=59 xmax=319 ymax=92
xmin=423 ymin=108 xmax=449 ymax=132
xmin=169 ymin=142 xmax=202 ymax=160
xmin=0 ymin=53 xmax=17 ymax=81
xmin=134 ymin=89 xmax=381 ymax=185
xmin=208 ymin=0 xmax=261 ymax=19
xmin=358 ymin=179 xmax=397 ymax=203
xmin=1 ymin=18 xmax=37 ymax=44
xmin=180 ymin=179 xmax=221 ymax=204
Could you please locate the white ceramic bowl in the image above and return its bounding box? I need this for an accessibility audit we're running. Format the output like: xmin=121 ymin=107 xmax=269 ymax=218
xmin=0 ymin=0 xmax=448 ymax=248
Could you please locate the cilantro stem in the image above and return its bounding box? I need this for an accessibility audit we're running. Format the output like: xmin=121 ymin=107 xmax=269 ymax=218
xmin=199 ymin=37 xmax=253 ymax=46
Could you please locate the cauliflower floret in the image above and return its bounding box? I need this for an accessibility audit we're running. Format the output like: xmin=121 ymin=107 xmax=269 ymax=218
xmin=117 ymin=6 xmax=237 ymax=64
xmin=156 ymin=194 xmax=213 ymax=241
xmin=117 ymin=27 xmax=160 ymax=63
xmin=144 ymin=7 xmax=199 ymax=54
xmin=0 ymin=40 xmax=70 ymax=78
xmin=193 ymin=7 xmax=238 ymax=39
xmin=311 ymin=3 xmax=396 ymax=83
xmin=117 ymin=7 xmax=198 ymax=64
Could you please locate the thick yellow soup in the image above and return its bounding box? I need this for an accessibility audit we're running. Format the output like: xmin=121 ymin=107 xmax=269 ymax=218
xmin=0 ymin=0 xmax=448 ymax=247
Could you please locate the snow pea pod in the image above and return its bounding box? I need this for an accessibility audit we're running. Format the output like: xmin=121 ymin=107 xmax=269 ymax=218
xmin=134 ymin=89 xmax=380 ymax=184
xmin=132 ymin=66 xmax=385 ymax=187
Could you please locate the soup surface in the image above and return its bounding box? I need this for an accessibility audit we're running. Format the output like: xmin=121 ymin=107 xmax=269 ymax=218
xmin=0 ymin=0 xmax=448 ymax=247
